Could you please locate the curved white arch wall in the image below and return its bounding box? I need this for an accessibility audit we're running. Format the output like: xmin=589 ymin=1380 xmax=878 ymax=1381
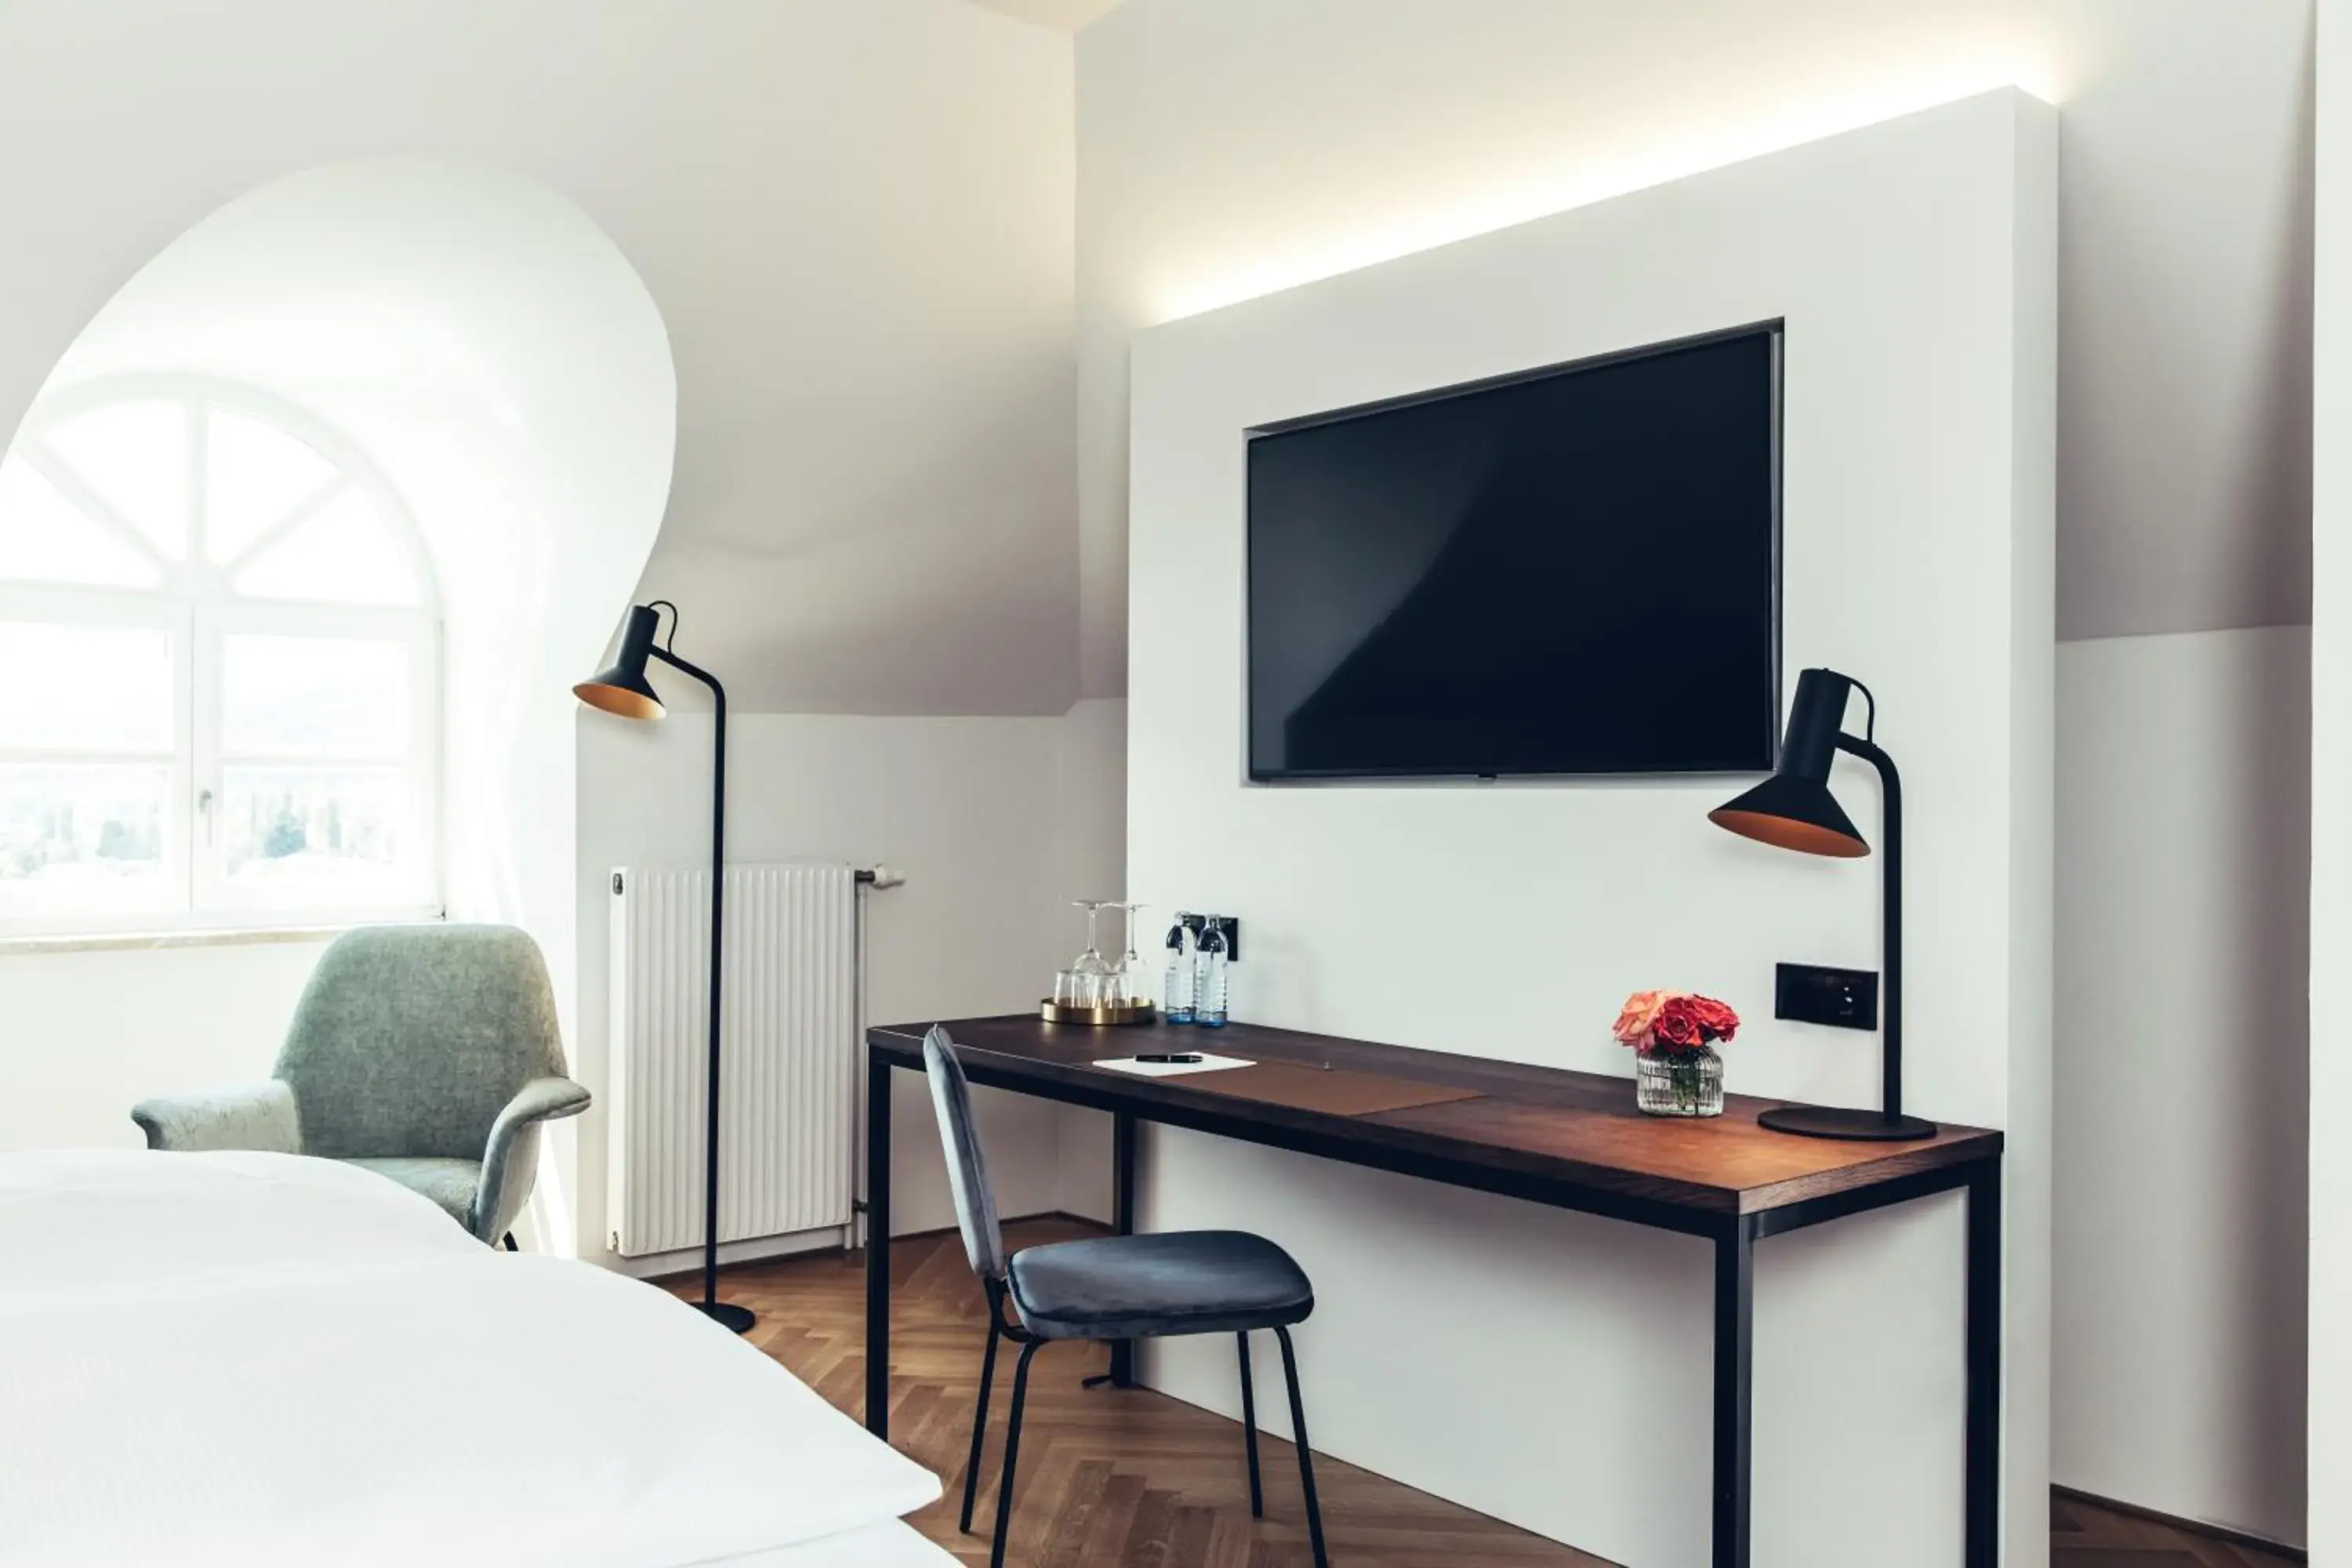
xmin=45 ymin=155 xmax=678 ymax=982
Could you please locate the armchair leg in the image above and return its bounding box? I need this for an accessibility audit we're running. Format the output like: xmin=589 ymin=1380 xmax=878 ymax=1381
xmin=1274 ymin=1326 xmax=1329 ymax=1568
xmin=1238 ymin=1331 xmax=1264 ymax=1517
xmin=961 ymin=1324 xmax=1000 ymax=1534
xmin=502 ymin=1232 xmax=519 ymax=1252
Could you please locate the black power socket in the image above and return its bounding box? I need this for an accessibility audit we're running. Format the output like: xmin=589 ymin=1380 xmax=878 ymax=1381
xmin=1774 ymin=962 xmax=1877 ymax=1030
xmin=1180 ymin=913 xmax=1240 ymax=962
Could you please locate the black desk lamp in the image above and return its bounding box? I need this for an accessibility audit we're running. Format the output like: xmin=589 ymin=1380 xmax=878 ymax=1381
xmin=576 ymin=600 xmax=757 ymax=1333
xmin=1708 ymin=667 xmax=1936 ymax=1142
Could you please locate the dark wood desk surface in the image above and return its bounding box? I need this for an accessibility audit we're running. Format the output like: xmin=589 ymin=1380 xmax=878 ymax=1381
xmin=869 ymin=1014 xmax=2000 ymax=1221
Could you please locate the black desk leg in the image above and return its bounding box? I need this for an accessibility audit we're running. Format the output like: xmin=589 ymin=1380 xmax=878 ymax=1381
xmin=1965 ymin=1160 xmax=2002 ymax=1568
xmin=865 ymin=1053 xmax=892 ymax=1437
xmin=1712 ymin=1214 xmax=1756 ymax=1568
xmin=1108 ymin=1109 xmax=1138 ymax=1386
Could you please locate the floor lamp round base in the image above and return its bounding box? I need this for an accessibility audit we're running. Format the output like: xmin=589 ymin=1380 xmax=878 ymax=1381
xmin=695 ymin=1300 xmax=757 ymax=1335
xmin=1758 ymin=1105 xmax=1940 ymax=1142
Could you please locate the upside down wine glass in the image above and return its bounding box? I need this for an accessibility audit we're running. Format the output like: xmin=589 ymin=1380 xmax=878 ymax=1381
xmin=1104 ymin=902 xmax=1145 ymax=1007
xmin=1071 ymin=900 xmax=1112 ymax=1006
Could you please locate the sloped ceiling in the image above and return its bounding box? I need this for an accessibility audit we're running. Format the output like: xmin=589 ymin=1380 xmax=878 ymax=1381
xmin=965 ymin=0 xmax=1128 ymax=31
xmin=0 ymin=0 xmax=1080 ymax=717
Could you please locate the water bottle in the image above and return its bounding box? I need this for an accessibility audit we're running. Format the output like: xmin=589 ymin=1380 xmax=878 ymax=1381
xmin=1196 ymin=916 xmax=1229 ymax=1028
xmin=1162 ymin=913 xmax=1196 ymax=1024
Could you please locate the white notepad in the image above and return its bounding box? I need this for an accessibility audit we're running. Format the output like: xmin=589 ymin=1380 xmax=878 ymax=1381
xmin=1091 ymin=1051 xmax=1255 ymax=1078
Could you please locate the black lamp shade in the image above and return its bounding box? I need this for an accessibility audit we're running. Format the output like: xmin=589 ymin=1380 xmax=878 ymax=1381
xmin=1709 ymin=772 xmax=1869 ymax=858
xmin=575 ymin=603 xmax=666 ymax=720
xmin=1708 ymin=667 xmax=1870 ymax=858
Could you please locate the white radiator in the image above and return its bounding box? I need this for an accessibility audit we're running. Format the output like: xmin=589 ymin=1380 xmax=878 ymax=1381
xmin=607 ymin=862 xmax=858 ymax=1258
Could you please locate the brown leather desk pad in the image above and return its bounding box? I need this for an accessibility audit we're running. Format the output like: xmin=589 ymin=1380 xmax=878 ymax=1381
xmin=1178 ymin=1060 xmax=1486 ymax=1117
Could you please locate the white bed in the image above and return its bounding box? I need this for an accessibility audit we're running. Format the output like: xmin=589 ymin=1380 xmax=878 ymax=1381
xmin=0 ymin=1149 xmax=957 ymax=1568
xmin=717 ymin=1519 xmax=959 ymax=1566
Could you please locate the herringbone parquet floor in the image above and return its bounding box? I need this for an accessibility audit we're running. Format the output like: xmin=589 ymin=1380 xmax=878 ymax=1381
xmin=683 ymin=1219 xmax=2300 ymax=1568
xmin=2049 ymin=1491 xmax=2299 ymax=1568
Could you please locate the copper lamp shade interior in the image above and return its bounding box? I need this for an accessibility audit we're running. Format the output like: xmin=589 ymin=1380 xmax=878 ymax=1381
xmin=1708 ymin=774 xmax=1869 ymax=858
xmin=574 ymin=673 xmax=665 ymax=721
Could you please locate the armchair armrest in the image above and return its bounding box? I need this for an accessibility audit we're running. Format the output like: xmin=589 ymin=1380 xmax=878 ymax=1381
xmin=130 ymin=1081 xmax=301 ymax=1154
xmin=473 ymin=1076 xmax=592 ymax=1243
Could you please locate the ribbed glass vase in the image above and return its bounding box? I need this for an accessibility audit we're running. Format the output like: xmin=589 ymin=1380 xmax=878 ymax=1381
xmin=1635 ymin=1046 xmax=1724 ymax=1117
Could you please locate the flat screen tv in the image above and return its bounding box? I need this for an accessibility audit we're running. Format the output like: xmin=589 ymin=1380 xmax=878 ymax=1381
xmin=1247 ymin=322 xmax=1781 ymax=781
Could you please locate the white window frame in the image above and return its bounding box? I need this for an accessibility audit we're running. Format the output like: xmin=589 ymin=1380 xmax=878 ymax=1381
xmin=0 ymin=378 xmax=444 ymax=936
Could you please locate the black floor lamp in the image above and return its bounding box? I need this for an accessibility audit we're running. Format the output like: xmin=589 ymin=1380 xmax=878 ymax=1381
xmin=576 ymin=600 xmax=757 ymax=1333
xmin=1708 ymin=666 xmax=1937 ymax=1142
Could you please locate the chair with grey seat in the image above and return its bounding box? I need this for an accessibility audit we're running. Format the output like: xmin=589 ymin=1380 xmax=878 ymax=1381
xmin=132 ymin=924 xmax=589 ymax=1247
xmin=922 ymin=1025 xmax=1329 ymax=1568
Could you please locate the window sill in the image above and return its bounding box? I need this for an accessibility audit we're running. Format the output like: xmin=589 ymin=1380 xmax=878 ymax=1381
xmin=0 ymin=922 xmax=423 ymax=957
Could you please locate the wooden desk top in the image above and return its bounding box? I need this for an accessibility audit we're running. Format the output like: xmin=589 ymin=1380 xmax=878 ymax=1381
xmin=869 ymin=1014 xmax=2001 ymax=1221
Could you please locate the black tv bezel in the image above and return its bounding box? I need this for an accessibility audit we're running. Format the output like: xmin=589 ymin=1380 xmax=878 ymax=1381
xmin=1243 ymin=319 xmax=1785 ymax=785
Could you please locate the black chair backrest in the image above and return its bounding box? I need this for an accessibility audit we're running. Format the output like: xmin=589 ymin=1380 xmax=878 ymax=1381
xmin=923 ymin=1027 xmax=1007 ymax=1280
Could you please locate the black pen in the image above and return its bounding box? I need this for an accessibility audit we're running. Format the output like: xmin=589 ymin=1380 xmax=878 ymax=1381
xmin=1134 ymin=1052 xmax=1204 ymax=1065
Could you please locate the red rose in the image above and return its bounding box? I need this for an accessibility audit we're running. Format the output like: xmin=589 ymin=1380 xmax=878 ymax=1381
xmin=1687 ymin=996 xmax=1740 ymax=1043
xmin=1653 ymin=996 xmax=1704 ymax=1051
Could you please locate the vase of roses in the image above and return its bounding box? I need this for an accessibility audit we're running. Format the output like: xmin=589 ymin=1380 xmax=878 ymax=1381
xmin=1614 ymin=990 xmax=1740 ymax=1117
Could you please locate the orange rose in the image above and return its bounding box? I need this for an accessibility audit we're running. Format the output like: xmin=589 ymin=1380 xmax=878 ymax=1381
xmin=1613 ymin=989 xmax=1675 ymax=1047
xmin=1686 ymin=996 xmax=1740 ymax=1043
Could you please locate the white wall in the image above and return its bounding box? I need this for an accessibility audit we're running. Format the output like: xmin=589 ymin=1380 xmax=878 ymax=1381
xmin=2054 ymin=627 xmax=2310 ymax=1549
xmin=575 ymin=706 xmax=1122 ymax=1267
xmin=1080 ymin=2 xmax=2315 ymax=1548
xmin=1125 ymin=94 xmax=2054 ymax=1568
xmin=2310 ymin=2 xmax=2349 ymax=1559
xmin=0 ymin=940 xmax=327 ymax=1152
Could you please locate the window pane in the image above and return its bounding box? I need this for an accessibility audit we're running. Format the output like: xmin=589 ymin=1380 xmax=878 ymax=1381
xmin=0 ymin=452 xmax=160 ymax=587
xmin=223 ymin=634 xmax=407 ymax=757
xmin=205 ymin=410 xmax=337 ymax=564
xmin=223 ymin=766 xmax=411 ymax=901
xmin=0 ymin=623 xmax=173 ymax=751
xmin=232 ymin=488 xmax=423 ymax=607
xmin=0 ymin=764 xmax=172 ymax=913
xmin=40 ymin=401 xmax=188 ymax=559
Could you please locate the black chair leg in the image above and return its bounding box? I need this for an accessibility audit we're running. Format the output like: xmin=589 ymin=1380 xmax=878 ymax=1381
xmin=1273 ymin=1326 xmax=1329 ymax=1568
xmin=501 ymin=1232 xmax=518 ymax=1252
xmin=960 ymin=1325 xmax=1001 ymax=1534
xmin=1237 ymin=1331 xmax=1264 ymax=1517
xmin=991 ymin=1339 xmax=1044 ymax=1568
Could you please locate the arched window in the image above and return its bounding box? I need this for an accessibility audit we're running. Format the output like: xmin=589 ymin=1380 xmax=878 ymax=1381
xmin=0 ymin=381 xmax=440 ymax=933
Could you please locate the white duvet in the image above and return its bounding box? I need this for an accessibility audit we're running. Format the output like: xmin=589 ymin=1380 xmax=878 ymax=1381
xmin=0 ymin=1150 xmax=942 ymax=1567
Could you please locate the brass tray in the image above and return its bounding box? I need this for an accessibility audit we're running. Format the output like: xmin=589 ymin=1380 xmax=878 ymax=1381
xmin=1040 ymin=999 xmax=1157 ymax=1026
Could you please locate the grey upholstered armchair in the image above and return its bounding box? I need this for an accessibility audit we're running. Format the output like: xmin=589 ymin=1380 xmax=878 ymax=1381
xmin=132 ymin=924 xmax=590 ymax=1245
